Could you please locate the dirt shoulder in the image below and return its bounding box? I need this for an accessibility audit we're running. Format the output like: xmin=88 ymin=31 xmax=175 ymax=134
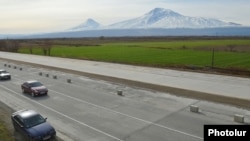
xmin=0 ymin=101 xmax=24 ymax=141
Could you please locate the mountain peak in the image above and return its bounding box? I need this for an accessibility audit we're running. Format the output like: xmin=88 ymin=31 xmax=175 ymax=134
xmin=71 ymin=18 xmax=100 ymax=30
xmin=149 ymin=8 xmax=166 ymax=13
xmin=85 ymin=18 xmax=99 ymax=25
xmin=142 ymin=8 xmax=182 ymax=25
xmin=147 ymin=8 xmax=182 ymax=17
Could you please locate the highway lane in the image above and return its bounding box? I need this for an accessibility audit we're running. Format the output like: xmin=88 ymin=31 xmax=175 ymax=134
xmin=0 ymin=61 xmax=249 ymax=141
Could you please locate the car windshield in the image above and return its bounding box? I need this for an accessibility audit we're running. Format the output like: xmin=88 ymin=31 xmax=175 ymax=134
xmin=0 ymin=70 xmax=7 ymax=74
xmin=30 ymin=82 xmax=43 ymax=87
xmin=24 ymin=114 xmax=46 ymax=128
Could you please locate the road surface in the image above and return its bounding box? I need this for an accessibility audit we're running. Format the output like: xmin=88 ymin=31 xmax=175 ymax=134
xmin=0 ymin=51 xmax=250 ymax=108
xmin=0 ymin=61 xmax=249 ymax=141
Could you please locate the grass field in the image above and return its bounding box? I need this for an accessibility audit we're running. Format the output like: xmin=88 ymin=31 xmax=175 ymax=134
xmin=18 ymin=38 xmax=250 ymax=70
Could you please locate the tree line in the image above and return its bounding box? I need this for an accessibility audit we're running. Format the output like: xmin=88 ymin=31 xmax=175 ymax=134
xmin=0 ymin=39 xmax=20 ymax=52
xmin=0 ymin=39 xmax=52 ymax=56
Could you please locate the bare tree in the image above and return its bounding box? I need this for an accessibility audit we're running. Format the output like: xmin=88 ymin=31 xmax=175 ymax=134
xmin=0 ymin=39 xmax=20 ymax=52
xmin=29 ymin=45 xmax=33 ymax=54
xmin=0 ymin=40 xmax=5 ymax=51
xmin=227 ymin=44 xmax=236 ymax=52
xmin=40 ymin=40 xmax=52 ymax=56
xmin=11 ymin=40 xmax=20 ymax=52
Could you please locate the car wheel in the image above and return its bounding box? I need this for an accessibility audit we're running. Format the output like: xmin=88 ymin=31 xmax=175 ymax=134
xmin=13 ymin=125 xmax=18 ymax=131
xmin=31 ymin=92 xmax=35 ymax=97
xmin=27 ymin=135 xmax=33 ymax=141
xmin=22 ymin=88 xmax=25 ymax=93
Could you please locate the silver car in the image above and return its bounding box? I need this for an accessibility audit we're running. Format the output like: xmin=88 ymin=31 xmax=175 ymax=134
xmin=0 ymin=69 xmax=11 ymax=80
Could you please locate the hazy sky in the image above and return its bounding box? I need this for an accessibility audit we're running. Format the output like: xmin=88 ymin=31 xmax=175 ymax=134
xmin=1 ymin=0 xmax=250 ymax=34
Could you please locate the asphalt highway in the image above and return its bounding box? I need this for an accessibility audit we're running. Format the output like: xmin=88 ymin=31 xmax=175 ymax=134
xmin=0 ymin=60 xmax=249 ymax=141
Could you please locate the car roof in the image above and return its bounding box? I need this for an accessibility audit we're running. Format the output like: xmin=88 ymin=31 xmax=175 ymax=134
xmin=0 ymin=69 xmax=7 ymax=72
xmin=12 ymin=109 xmax=39 ymax=119
xmin=26 ymin=80 xmax=39 ymax=84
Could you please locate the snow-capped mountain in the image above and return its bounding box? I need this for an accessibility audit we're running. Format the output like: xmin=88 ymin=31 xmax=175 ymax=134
xmin=70 ymin=8 xmax=241 ymax=31
xmin=107 ymin=8 xmax=241 ymax=29
xmin=71 ymin=18 xmax=101 ymax=31
xmin=0 ymin=8 xmax=248 ymax=39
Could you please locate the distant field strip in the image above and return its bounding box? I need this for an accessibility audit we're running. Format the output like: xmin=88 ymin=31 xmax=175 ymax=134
xmin=18 ymin=39 xmax=250 ymax=69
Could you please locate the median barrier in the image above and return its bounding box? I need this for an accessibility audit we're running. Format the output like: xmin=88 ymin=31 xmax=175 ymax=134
xmin=234 ymin=114 xmax=244 ymax=123
xmin=117 ymin=90 xmax=123 ymax=96
xmin=67 ymin=79 xmax=71 ymax=83
xmin=190 ymin=105 xmax=199 ymax=113
xmin=53 ymin=75 xmax=57 ymax=79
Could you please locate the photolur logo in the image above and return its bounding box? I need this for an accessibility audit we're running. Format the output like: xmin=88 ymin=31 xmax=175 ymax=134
xmin=204 ymin=125 xmax=250 ymax=141
xmin=208 ymin=129 xmax=247 ymax=137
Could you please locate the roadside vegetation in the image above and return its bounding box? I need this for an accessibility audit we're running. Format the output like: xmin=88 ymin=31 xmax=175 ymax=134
xmin=1 ymin=36 xmax=250 ymax=76
xmin=0 ymin=104 xmax=15 ymax=141
xmin=0 ymin=121 xmax=14 ymax=141
xmin=18 ymin=44 xmax=250 ymax=68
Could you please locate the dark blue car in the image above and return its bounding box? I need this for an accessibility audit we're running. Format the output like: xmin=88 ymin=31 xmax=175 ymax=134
xmin=11 ymin=109 xmax=56 ymax=141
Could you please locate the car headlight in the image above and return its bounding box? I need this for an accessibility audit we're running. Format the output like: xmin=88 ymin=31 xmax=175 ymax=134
xmin=29 ymin=135 xmax=42 ymax=140
xmin=34 ymin=136 xmax=42 ymax=140
xmin=50 ymin=129 xmax=56 ymax=135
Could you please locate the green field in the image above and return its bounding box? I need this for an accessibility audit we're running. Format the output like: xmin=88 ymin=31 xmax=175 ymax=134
xmin=18 ymin=39 xmax=250 ymax=69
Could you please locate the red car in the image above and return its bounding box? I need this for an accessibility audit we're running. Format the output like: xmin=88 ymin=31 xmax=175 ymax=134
xmin=21 ymin=80 xmax=48 ymax=97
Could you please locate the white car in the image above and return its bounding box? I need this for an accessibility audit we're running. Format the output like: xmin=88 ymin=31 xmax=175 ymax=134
xmin=0 ymin=69 xmax=11 ymax=80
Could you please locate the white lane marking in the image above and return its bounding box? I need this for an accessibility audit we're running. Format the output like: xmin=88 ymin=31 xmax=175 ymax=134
xmin=49 ymin=89 xmax=203 ymax=140
xmin=0 ymin=85 xmax=123 ymax=141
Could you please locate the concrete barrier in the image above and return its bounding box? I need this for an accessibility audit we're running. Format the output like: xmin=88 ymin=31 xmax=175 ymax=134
xmin=117 ymin=90 xmax=123 ymax=96
xmin=67 ymin=79 xmax=71 ymax=83
xmin=234 ymin=114 xmax=244 ymax=123
xmin=190 ymin=105 xmax=199 ymax=113
xmin=53 ymin=75 xmax=57 ymax=79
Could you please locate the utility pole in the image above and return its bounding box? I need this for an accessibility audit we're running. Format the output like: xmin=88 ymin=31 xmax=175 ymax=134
xmin=211 ymin=48 xmax=215 ymax=68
